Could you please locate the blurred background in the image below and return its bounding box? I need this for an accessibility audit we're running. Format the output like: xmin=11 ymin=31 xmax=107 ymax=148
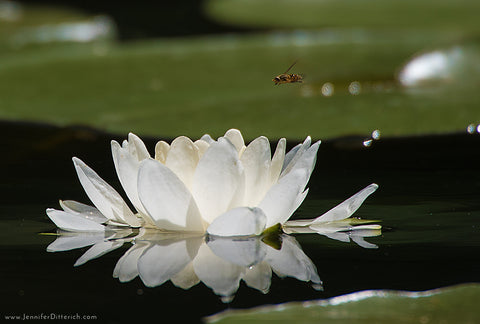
xmin=1 ymin=0 xmax=480 ymax=140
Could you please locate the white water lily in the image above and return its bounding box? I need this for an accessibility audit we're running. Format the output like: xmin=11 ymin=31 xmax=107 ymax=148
xmin=47 ymin=129 xmax=320 ymax=237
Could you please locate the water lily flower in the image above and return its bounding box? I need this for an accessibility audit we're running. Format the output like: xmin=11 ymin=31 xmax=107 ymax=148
xmin=47 ymin=129 xmax=320 ymax=236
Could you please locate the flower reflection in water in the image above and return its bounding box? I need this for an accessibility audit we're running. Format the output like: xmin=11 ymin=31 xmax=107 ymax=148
xmin=47 ymin=219 xmax=380 ymax=302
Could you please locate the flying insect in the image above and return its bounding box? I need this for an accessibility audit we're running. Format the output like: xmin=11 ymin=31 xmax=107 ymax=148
xmin=272 ymin=61 xmax=303 ymax=85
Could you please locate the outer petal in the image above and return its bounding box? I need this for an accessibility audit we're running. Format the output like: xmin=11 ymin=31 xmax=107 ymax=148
xmin=311 ymin=183 xmax=379 ymax=224
xmin=46 ymin=209 xmax=105 ymax=232
xmin=165 ymin=136 xmax=199 ymax=189
xmin=191 ymin=137 xmax=245 ymax=224
xmin=138 ymin=159 xmax=204 ymax=232
xmin=206 ymin=207 xmax=266 ymax=237
xmin=240 ymin=136 xmax=271 ymax=206
xmin=111 ymin=140 xmax=152 ymax=221
xmin=59 ymin=200 xmax=107 ymax=224
xmin=257 ymin=169 xmax=310 ymax=227
xmin=72 ymin=157 xmax=140 ymax=227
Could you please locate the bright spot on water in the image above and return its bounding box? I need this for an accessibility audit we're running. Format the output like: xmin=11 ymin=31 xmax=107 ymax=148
xmin=477 ymin=124 xmax=480 ymax=134
xmin=398 ymin=47 xmax=463 ymax=87
xmin=321 ymin=82 xmax=334 ymax=97
xmin=371 ymin=129 xmax=381 ymax=140
xmin=348 ymin=81 xmax=361 ymax=95
xmin=363 ymin=139 xmax=373 ymax=147
xmin=0 ymin=0 xmax=21 ymax=22
xmin=467 ymin=124 xmax=476 ymax=134
xmin=300 ymin=85 xmax=314 ymax=97
xmin=11 ymin=15 xmax=116 ymax=46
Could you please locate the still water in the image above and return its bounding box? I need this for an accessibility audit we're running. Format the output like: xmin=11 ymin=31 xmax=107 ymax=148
xmin=2 ymin=121 xmax=479 ymax=323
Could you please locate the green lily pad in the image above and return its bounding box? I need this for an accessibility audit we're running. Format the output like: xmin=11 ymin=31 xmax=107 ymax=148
xmin=205 ymin=0 xmax=480 ymax=31
xmin=206 ymin=284 xmax=480 ymax=324
xmin=1 ymin=31 xmax=479 ymax=140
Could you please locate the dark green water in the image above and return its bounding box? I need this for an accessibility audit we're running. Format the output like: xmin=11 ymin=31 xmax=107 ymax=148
xmin=1 ymin=121 xmax=479 ymax=323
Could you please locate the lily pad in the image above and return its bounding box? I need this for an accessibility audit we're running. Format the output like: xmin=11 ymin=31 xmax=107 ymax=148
xmin=1 ymin=31 xmax=479 ymax=139
xmin=205 ymin=0 xmax=480 ymax=31
xmin=206 ymin=284 xmax=480 ymax=324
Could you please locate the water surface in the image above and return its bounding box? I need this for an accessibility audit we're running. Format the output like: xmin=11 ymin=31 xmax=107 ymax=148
xmin=2 ymin=121 xmax=479 ymax=322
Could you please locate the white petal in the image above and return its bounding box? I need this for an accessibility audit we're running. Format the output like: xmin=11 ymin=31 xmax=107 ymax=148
xmin=72 ymin=157 xmax=140 ymax=227
xmin=74 ymin=240 xmax=124 ymax=266
xmin=113 ymin=242 xmax=150 ymax=282
xmin=47 ymin=232 xmax=106 ymax=252
xmin=282 ymin=225 xmax=317 ymax=234
xmin=242 ymin=262 xmax=272 ymax=294
xmin=59 ymin=200 xmax=107 ymax=224
xmin=322 ymin=232 xmax=351 ymax=243
xmin=200 ymin=134 xmax=214 ymax=144
xmin=111 ymin=141 xmax=151 ymax=221
xmin=281 ymin=136 xmax=311 ymax=175
xmin=269 ymin=138 xmax=286 ymax=187
xmin=155 ymin=140 xmax=170 ymax=163
xmin=170 ymin=262 xmax=200 ymax=290
xmin=224 ymin=129 xmax=245 ymax=154
xmin=137 ymin=239 xmax=194 ymax=287
xmin=127 ymin=133 xmax=150 ymax=161
xmin=351 ymin=236 xmax=378 ymax=249
xmin=291 ymin=188 xmax=309 ymax=218
xmin=194 ymin=139 xmax=210 ymax=158
xmin=282 ymin=143 xmax=301 ymax=171
xmin=165 ymin=136 xmax=199 ymax=189
xmin=206 ymin=207 xmax=266 ymax=237
xmin=265 ymin=235 xmax=321 ymax=284
xmin=281 ymin=140 xmax=320 ymax=180
xmin=206 ymin=236 xmax=266 ymax=266
xmin=46 ymin=208 xmax=105 ymax=232
xmin=311 ymin=184 xmax=379 ymax=224
xmin=258 ymin=169 xmax=310 ymax=227
xmin=193 ymin=243 xmax=243 ymax=297
xmin=191 ymin=137 xmax=245 ymax=224
xmin=240 ymin=136 xmax=271 ymax=206
xmin=138 ymin=159 xmax=204 ymax=232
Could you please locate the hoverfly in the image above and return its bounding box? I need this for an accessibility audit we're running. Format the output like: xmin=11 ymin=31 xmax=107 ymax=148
xmin=272 ymin=61 xmax=303 ymax=85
